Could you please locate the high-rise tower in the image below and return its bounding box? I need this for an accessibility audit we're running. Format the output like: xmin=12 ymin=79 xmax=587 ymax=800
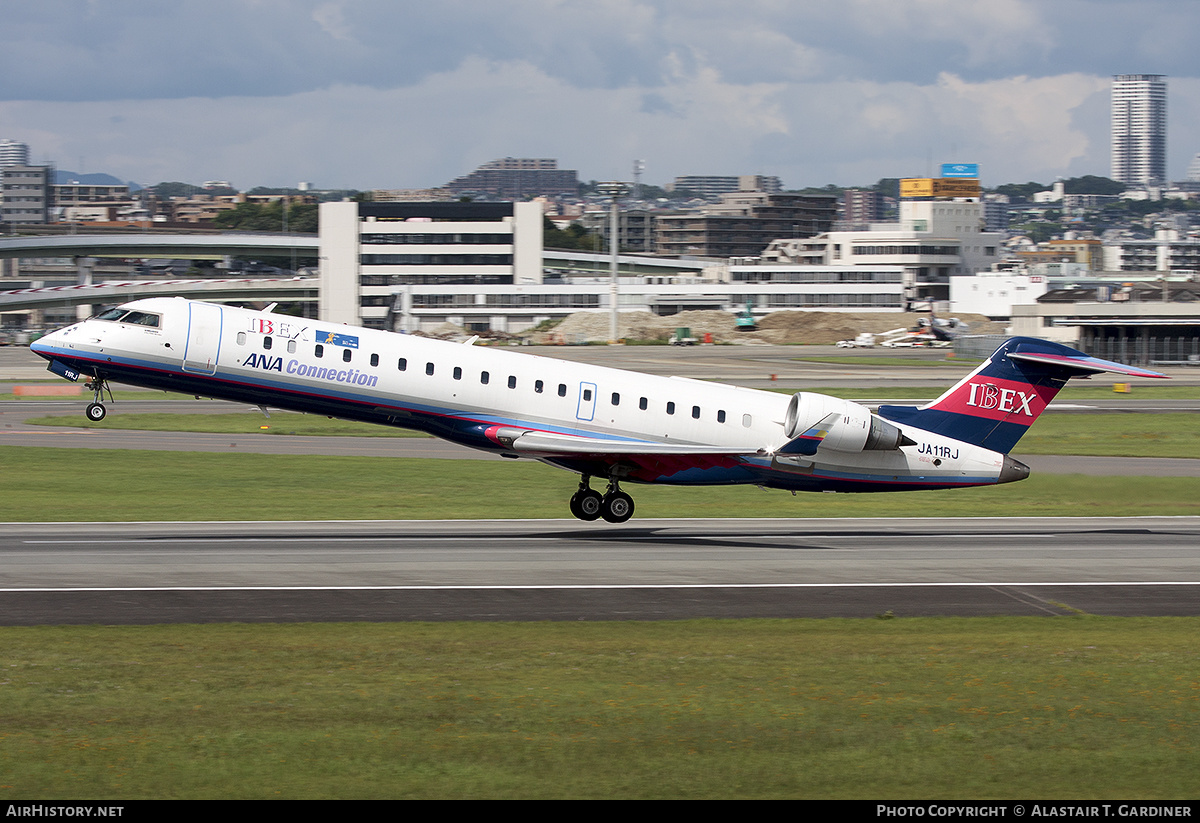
xmin=0 ymin=139 xmax=30 ymax=168
xmin=1111 ymin=74 xmax=1167 ymax=186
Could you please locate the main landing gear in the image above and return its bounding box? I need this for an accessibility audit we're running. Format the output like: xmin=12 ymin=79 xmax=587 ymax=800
xmin=569 ymin=475 xmax=635 ymax=524
xmin=83 ymin=374 xmax=113 ymax=422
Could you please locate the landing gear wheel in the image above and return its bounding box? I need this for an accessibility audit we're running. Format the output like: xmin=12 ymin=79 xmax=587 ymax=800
xmin=570 ymin=489 xmax=603 ymax=521
xmin=601 ymin=491 xmax=634 ymax=524
xmin=84 ymin=373 xmax=114 ymax=421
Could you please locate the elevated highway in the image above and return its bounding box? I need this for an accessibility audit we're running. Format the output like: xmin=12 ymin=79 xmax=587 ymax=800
xmin=0 ymin=231 xmax=320 ymax=314
xmin=0 ymin=231 xmax=317 ymax=261
xmin=0 ymin=277 xmax=317 ymax=313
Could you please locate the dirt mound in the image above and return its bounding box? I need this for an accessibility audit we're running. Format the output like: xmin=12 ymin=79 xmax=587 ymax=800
xmin=527 ymin=310 xmax=1006 ymax=345
xmin=529 ymin=310 xmax=739 ymax=344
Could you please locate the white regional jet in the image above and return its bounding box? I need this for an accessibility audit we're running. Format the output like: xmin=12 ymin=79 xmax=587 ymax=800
xmin=31 ymin=297 xmax=1166 ymax=523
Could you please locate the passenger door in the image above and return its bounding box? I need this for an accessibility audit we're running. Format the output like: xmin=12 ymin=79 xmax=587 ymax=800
xmin=576 ymin=381 xmax=597 ymax=422
xmin=182 ymin=302 xmax=223 ymax=375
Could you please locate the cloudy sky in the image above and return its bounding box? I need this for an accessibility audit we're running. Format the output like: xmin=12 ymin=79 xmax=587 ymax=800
xmin=1 ymin=0 xmax=1197 ymax=191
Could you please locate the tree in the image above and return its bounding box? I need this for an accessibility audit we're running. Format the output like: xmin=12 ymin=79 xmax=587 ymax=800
xmin=148 ymin=181 xmax=200 ymax=198
xmin=992 ymin=182 xmax=1047 ymax=201
xmin=543 ymin=216 xmax=600 ymax=251
xmin=213 ymin=201 xmax=319 ymax=233
xmin=870 ymin=178 xmax=901 ymax=199
xmin=1062 ymin=175 xmax=1124 ymax=195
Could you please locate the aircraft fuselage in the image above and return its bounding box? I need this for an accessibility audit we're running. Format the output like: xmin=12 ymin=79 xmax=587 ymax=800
xmin=31 ymin=298 xmax=1048 ymax=520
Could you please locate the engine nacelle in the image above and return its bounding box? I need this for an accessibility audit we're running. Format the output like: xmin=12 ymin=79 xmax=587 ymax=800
xmin=783 ymin=392 xmax=908 ymax=453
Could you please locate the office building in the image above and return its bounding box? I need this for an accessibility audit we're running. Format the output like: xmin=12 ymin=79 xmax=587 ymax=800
xmin=655 ymin=191 xmax=837 ymax=258
xmin=319 ymin=200 xmax=545 ymax=327
xmin=443 ymin=158 xmax=579 ymax=200
xmin=840 ymin=189 xmax=884 ymax=227
xmin=668 ymin=175 xmax=781 ymax=198
xmin=1112 ymin=74 xmax=1167 ymax=186
xmin=1 ymin=165 xmax=52 ymax=224
xmin=761 ymin=195 xmax=1004 ymax=304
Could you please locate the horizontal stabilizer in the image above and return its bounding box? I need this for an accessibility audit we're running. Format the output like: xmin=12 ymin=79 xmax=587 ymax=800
xmin=1007 ymin=351 xmax=1167 ymax=379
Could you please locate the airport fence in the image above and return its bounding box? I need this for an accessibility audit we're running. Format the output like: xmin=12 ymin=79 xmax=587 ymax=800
xmin=952 ymin=335 xmax=1008 ymax=360
xmin=1080 ymin=335 xmax=1200 ymax=367
xmin=954 ymin=333 xmax=1200 ymax=367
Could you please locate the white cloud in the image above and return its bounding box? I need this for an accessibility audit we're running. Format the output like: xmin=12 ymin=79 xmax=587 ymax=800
xmin=312 ymin=2 xmax=356 ymax=44
xmin=0 ymin=2 xmax=1196 ymax=187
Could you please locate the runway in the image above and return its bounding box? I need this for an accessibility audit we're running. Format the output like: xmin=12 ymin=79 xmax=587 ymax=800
xmin=2 ymin=517 xmax=1198 ymax=624
xmin=4 ymin=349 xmax=1199 ymax=626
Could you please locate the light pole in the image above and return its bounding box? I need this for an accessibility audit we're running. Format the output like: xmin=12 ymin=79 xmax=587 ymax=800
xmin=595 ymin=181 xmax=629 ymax=343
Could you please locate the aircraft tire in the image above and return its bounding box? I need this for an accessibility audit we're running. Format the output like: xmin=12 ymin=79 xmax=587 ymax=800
xmin=571 ymin=490 xmax=603 ymax=521
xmin=600 ymin=491 xmax=634 ymax=524
xmin=85 ymin=402 xmax=107 ymax=422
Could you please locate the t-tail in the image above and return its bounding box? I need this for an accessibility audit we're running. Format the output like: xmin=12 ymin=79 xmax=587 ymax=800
xmin=877 ymin=337 xmax=1167 ymax=454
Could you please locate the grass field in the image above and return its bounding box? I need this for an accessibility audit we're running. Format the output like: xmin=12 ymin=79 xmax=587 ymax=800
xmin=2 ymin=445 xmax=1199 ymax=521
xmin=24 ymin=406 xmax=1200 ymax=457
xmin=1 ymin=618 xmax=1197 ymax=799
xmin=24 ymin=411 xmax=431 ymax=437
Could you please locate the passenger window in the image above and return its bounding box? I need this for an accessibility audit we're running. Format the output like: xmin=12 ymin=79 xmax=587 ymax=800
xmin=453 ymin=366 xmax=462 ymax=380
xmin=742 ymin=414 xmax=753 ymax=427
xmin=481 ymin=371 xmax=490 ymax=385
xmin=583 ymin=388 xmax=592 ymax=401
xmin=717 ymin=410 xmax=726 ymax=423
xmin=426 ymin=362 xmax=435 ymax=376
xmin=666 ymin=402 xmax=675 ymax=415
xmin=535 ymin=380 xmax=544 ymax=394
xmin=315 ymin=344 xmax=324 ymax=358
xmin=237 ymin=332 xmax=246 ymax=346
xmin=639 ymin=397 xmax=648 ymax=411
xmin=370 ymin=353 xmax=379 ymax=367
xmin=692 ymin=405 xmax=700 ymax=419
xmin=508 ymin=376 xmax=517 ymax=389
xmin=288 ymin=340 xmax=297 ymax=354
xmin=611 ymin=393 xmax=620 ymax=406
xmin=398 ymin=358 xmax=407 ymax=371
xmin=558 ymin=384 xmax=566 ymax=397
xmin=343 ymin=348 xmax=352 ymax=362
xmin=263 ymin=336 xmax=272 ymax=350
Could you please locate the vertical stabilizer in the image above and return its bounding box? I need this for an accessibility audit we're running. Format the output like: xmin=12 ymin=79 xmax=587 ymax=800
xmin=877 ymin=337 xmax=1166 ymax=453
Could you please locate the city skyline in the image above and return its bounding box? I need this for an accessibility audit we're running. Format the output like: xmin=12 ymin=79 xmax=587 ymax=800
xmin=1 ymin=1 xmax=1198 ymax=191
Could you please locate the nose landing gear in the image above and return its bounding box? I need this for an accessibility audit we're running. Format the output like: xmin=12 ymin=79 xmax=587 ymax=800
xmin=568 ymin=475 xmax=635 ymax=523
xmin=83 ymin=374 xmax=113 ymax=422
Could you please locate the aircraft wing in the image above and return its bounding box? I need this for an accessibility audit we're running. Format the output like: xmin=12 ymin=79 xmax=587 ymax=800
xmin=486 ymin=426 xmax=761 ymax=457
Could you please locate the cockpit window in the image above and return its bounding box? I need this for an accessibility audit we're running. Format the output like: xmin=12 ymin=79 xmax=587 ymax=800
xmin=95 ymin=308 xmax=161 ymax=327
xmin=121 ymin=311 xmax=161 ymax=327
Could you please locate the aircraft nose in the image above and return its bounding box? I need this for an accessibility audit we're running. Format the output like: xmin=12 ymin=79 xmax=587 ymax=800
xmin=30 ymin=325 xmax=75 ymax=361
xmin=29 ymin=331 xmax=56 ymax=359
xmin=997 ymin=454 xmax=1030 ymax=484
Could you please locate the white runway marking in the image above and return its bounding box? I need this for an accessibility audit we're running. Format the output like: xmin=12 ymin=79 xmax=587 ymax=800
xmin=5 ymin=581 xmax=1200 ymax=593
